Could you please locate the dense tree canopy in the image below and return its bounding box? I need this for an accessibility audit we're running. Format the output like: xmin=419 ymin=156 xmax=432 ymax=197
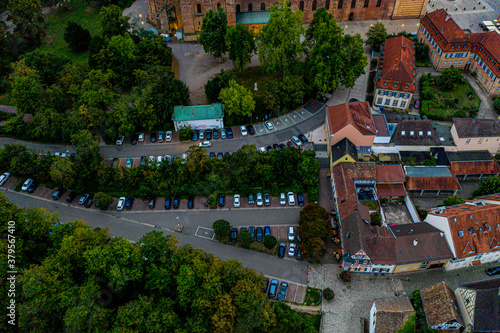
xmin=219 ymin=80 xmax=255 ymax=118
xmin=297 ymin=204 xmax=331 ymax=264
xmin=205 ymin=69 xmax=235 ymax=104
xmin=8 ymin=59 xmax=43 ymax=115
xmin=198 ymin=7 xmax=228 ymax=60
xmin=226 ymin=23 xmax=256 ymax=71
xmin=473 ymin=175 xmax=500 ymax=197
xmin=100 ymin=4 xmax=131 ymax=39
xmin=365 ymin=22 xmax=388 ymax=52
xmin=64 ymin=21 xmax=92 ymax=53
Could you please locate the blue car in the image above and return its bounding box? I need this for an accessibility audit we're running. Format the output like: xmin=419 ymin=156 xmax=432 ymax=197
xmin=226 ymin=128 xmax=233 ymax=139
xmin=125 ymin=197 xmax=134 ymax=210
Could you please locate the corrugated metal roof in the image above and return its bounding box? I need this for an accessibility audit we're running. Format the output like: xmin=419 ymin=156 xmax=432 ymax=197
xmin=405 ymin=166 xmax=452 ymax=177
xmin=173 ymin=104 xmax=223 ymax=121
xmin=236 ymin=11 xmax=270 ymax=25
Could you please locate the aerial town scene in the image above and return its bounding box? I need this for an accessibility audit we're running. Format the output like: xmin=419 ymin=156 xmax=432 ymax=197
xmin=1 ymin=0 xmax=500 ymax=331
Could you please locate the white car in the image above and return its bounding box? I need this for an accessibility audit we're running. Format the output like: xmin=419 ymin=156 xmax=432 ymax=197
xmin=138 ymin=133 xmax=145 ymax=142
xmin=291 ymin=136 xmax=302 ymax=146
xmin=199 ymin=141 xmax=211 ymax=148
xmin=288 ymin=226 xmax=295 ymax=241
xmin=288 ymin=243 xmax=296 ymax=257
xmin=0 ymin=172 xmax=10 ymax=186
xmin=116 ymin=136 xmax=125 ymax=145
xmin=259 ymin=147 xmax=266 ymax=153
xmin=21 ymin=178 xmax=33 ymax=191
xmin=234 ymin=194 xmax=240 ymax=208
xmin=181 ymin=153 xmax=187 ymax=164
xmin=157 ymin=156 xmax=163 ymax=166
xmin=149 ymin=156 xmax=155 ymax=165
xmin=279 ymin=192 xmax=286 ymax=206
xmin=287 ymin=192 xmax=295 ymax=206
xmin=265 ymin=121 xmax=274 ymax=130
xmin=165 ymin=131 xmax=173 ymax=142
xmin=240 ymin=125 xmax=248 ymax=136
xmin=199 ymin=130 xmax=205 ymax=140
xmin=256 ymin=193 xmax=263 ymax=207
xmin=165 ymin=155 xmax=172 ymax=164
xmin=54 ymin=152 xmax=67 ymax=157
xmin=117 ymin=197 xmax=126 ymax=211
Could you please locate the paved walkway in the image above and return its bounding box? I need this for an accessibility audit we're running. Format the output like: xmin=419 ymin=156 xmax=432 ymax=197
xmin=462 ymin=73 xmax=497 ymax=119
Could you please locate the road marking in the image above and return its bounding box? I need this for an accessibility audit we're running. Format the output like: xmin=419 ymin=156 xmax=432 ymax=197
xmin=264 ymin=274 xmax=308 ymax=287
xmin=195 ymin=226 xmax=215 ymax=240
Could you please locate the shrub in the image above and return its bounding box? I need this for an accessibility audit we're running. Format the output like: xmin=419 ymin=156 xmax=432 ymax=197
xmin=264 ymin=234 xmax=277 ymax=249
xmin=379 ymin=197 xmax=389 ymax=204
xmin=213 ymin=219 xmax=230 ymax=240
xmin=238 ymin=230 xmax=252 ymax=248
xmin=366 ymin=94 xmax=374 ymax=106
xmin=370 ymin=58 xmax=378 ymax=69
xmin=178 ymin=125 xmax=193 ymax=142
xmin=209 ymin=192 xmax=218 ymax=209
xmin=93 ymin=192 xmax=113 ymax=210
xmin=64 ymin=21 xmax=91 ymax=52
xmin=323 ymin=288 xmax=335 ymax=302
xmin=494 ymin=98 xmax=500 ymax=114
xmin=370 ymin=212 xmax=382 ymax=226
xmin=420 ymin=87 xmax=435 ymax=100
xmin=307 ymin=184 xmax=319 ymax=202
xmin=339 ymin=271 xmax=351 ymax=282
xmin=415 ymin=205 xmax=428 ymax=220
xmin=397 ymin=196 xmax=405 ymax=203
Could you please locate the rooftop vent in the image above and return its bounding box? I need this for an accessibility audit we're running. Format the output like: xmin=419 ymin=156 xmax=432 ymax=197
xmin=440 ymin=232 xmax=444 ymax=237
xmin=409 ymin=229 xmax=414 ymax=235
xmin=413 ymin=239 xmax=418 ymax=246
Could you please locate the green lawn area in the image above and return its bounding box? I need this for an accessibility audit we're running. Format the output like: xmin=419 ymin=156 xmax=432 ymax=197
xmin=360 ymin=200 xmax=380 ymax=211
xmin=40 ymin=2 xmax=103 ymax=63
xmin=421 ymin=79 xmax=480 ymax=121
xmin=304 ymin=287 xmax=322 ymax=306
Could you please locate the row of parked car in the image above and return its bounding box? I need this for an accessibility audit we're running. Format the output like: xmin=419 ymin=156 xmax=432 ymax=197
xmin=258 ymin=134 xmax=308 ymax=153
xmin=21 ymin=180 xmax=97 ymax=208
xmin=195 ymin=127 xmax=235 ymax=141
xmin=218 ymin=192 xmax=304 ymax=207
xmin=117 ymin=131 xmax=173 ymax=145
xmin=120 ymin=154 xmax=188 ymax=168
xmin=264 ymin=278 xmax=289 ymax=301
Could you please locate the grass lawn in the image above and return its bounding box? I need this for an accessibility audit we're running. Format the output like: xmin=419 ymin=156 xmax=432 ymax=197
xmin=40 ymin=2 xmax=103 ymax=63
xmin=360 ymin=200 xmax=380 ymax=210
xmin=304 ymin=287 xmax=322 ymax=306
xmin=421 ymin=79 xmax=480 ymax=121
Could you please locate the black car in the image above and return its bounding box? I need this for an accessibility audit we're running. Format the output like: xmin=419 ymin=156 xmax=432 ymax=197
xmin=278 ymin=243 xmax=286 ymax=258
xmin=485 ymin=266 xmax=500 ymax=276
xmin=217 ymin=152 xmax=223 ymax=159
xmin=268 ymin=279 xmax=279 ymax=298
xmin=348 ymin=98 xmax=359 ymax=103
xmin=164 ymin=197 xmax=172 ymax=210
xmin=256 ymin=227 xmax=263 ymax=242
xmin=52 ymin=189 xmax=65 ymax=200
xmin=213 ymin=128 xmax=219 ymax=139
xmin=226 ymin=127 xmax=233 ymax=139
xmin=188 ymin=196 xmax=194 ymax=209
xmin=125 ymin=197 xmax=134 ymax=210
xmin=277 ymin=282 xmax=288 ymax=301
xmin=192 ymin=130 xmax=198 ymax=141
xmin=273 ymin=143 xmax=281 ymax=151
xmin=279 ymin=143 xmax=287 ymax=150
xmin=84 ymin=196 xmax=94 ymax=208
xmin=209 ymin=152 xmax=215 ymax=159
xmin=131 ymin=134 xmax=138 ymax=145
xmin=249 ymin=226 xmax=255 ymax=241
xmin=150 ymin=132 xmax=156 ymax=143
xmin=266 ymin=146 xmax=273 ymax=152
xmin=206 ymin=129 xmax=212 ymax=140
xmin=298 ymin=133 xmax=308 ymax=143
xmin=66 ymin=191 xmax=77 ymax=203
xmin=263 ymin=278 xmax=269 ymax=293
xmin=297 ymin=193 xmax=304 ymax=207
xmin=264 ymin=226 xmax=271 ymax=237
xmin=218 ymin=193 xmax=225 ymax=207
xmin=148 ymin=197 xmax=155 ymax=209
xmin=230 ymin=228 xmax=238 ymax=242
xmin=248 ymin=193 xmax=255 ymax=205
xmin=79 ymin=194 xmax=90 ymax=205
xmin=173 ymin=197 xmax=180 ymax=209
xmin=246 ymin=125 xmax=255 ymax=135
xmin=27 ymin=182 xmax=38 ymax=193
xmin=296 ymin=246 xmax=303 ymax=260
xmin=140 ymin=156 xmax=146 ymax=166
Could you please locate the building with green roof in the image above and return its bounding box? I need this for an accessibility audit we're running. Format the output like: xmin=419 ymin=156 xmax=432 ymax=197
xmin=172 ymin=103 xmax=224 ymax=131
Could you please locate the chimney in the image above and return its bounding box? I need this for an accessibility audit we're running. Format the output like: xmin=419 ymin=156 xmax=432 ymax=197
xmin=409 ymin=229 xmax=414 ymax=235
xmin=413 ymin=239 xmax=418 ymax=246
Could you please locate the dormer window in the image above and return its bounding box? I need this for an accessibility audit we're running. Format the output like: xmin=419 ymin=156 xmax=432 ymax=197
xmin=401 ymin=131 xmax=405 ymax=136
xmin=464 ymin=43 xmax=467 ymax=48
xmin=484 ymin=51 xmax=488 ymax=56
xmin=405 ymin=83 xmax=409 ymax=89
xmin=443 ymin=41 xmax=447 ymax=46
xmin=431 ymin=26 xmax=435 ymax=31
xmin=435 ymin=31 xmax=438 ymax=36
xmin=384 ymin=80 xmax=388 ymax=86
xmin=457 ymin=44 xmax=461 ymax=49
xmin=394 ymin=82 xmax=398 ymax=88
xmin=410 ymin=131 xmax=414 ymax=136
xmin=419 ymin=131 xmax=423 ymax=136
xmin=427 ymin=131 xmax=431 ymax=136
xmin=488 ymin=56 xmax=492 ymax=61
xmin=473 ymin=44 xmax=477 ymax=50
xmin=439 ymin=36 xmax=443 ymax=41
xmin=497 ymin=66 xmax=500 ymax=71
xmin=480 ymin=46 xmax=484 ymax=52
xmin=451 ymin=44 xmax=454 ymax=49
xmin=424 ymin=17 xmax=427 ymax=22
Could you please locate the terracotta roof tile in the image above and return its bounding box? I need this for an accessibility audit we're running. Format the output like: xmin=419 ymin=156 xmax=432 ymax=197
xmin=377 ymin=184 xmax=407 ymax=197
xmin=365 ymin=226 xmax=396 ymax=265
xmin=405 ymin=176 xmax=462 ymax=191
xmin=425 ymin=10 xmax=464 ymax=44
xmin=373 ymin=114 xmax=390 ymax=136
xmin=376 ymin=36 xmax=415 ymax=93
xmin=450 ymin=161 xmax=500 ymax=176
xmin=420 ymin=282 xmax=463 ymax=328
xmin=326 ymin=102 xmax=376 ymax=136
xmin=453 ymin=118 xmax=500 ymax=138
xmin=376 ymin=164 xmax=406 ymax=183
xmin=373 ymin=296 xmax=415 ymax=333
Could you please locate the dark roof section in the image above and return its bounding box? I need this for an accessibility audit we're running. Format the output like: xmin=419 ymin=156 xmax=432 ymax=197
xmin=453 ymin=118 xmax=500 ymax=138
xmin=373 ymin=114 xmax=390 ymax=136
xmin=326 ymin=102 xmax=376 ymax=136
xmin=331 ymin=137 xmax=358 ymax=164
xmin=430 ymin=147 xmax=451 ymax=166
xmin=373 ymin=296 xmax=415 ymax=333
xmin=341 ymin=211 xmax=372 ymax=260
xmin=400 ymin=151 xmax=431 ymax=165
xmin=391 ymin=120 xmax=441 ymax=146
xmin=420 ymin=282 xmax=464 ymax=328
xmin=468 ymin=279 xmax=500 ymax=332
xmin=446 ymin=150 xmax=494 ymax=162
xmin=376 ymin=36 xmax=416 ymax=93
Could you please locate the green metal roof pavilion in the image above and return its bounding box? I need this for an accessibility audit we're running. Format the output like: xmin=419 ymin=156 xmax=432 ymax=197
xmin=173 ymin=103 xmax=223 ymax=121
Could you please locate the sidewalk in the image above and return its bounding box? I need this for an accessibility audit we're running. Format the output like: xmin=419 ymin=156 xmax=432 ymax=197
xmin=462 ymin=73 xmax=497 ymax=119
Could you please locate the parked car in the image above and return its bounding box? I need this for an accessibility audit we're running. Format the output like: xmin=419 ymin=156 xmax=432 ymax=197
xmin=209 ymin=152 xmax=215 ymax=159
xmin=230 ymin=228 xmax=238 ymax=242
xmin=125 ymin=197 xmax=134 ymax=210
xmin=278 ymin=243 xmax=286 ymax=257
xmin=165 ymin=155 xmax=172 ymax=164
xmin=220 ymin=128 xmax=226 ymax=139
xmin=485 ymin=266 xmax=500 ymax=276
xmin=131 ymin=134 xmax=138 ymax=145
xmin=279 ymin=192 xmax=286 ymax=206
xmin=264 ymin=193 xmax=271 ymax=206
xmin=150 ymin=132 xmax=156 ymax=142
xmin=259 ymin=147 xmax=266 ymax=153
xmin=126 ymin=158 xmax=133 ymax=168
xmin=116 ymin=136 xmax=125 ymax=145
xmin=188 ymin=196 xmax=194 ymax=209
xmin=199 ymin=130 xmax=205 ymax=140
xmin=264 ymin=226 xmax=271 ymax=237
xmin=240 ymin=227 xmax=246 ymax=232
xmin=348 ymin=98 xmax=359 ymax=103
xmin=297 ymin=193 xmax=304 ymax=206
xmin=26 ymin=182 xmax=38 ymax=193
xmin=84 ymin=196 xmax=94 ymax=208
xmin=240 ymin=125 xmax=248 ymax=136
xmin=54 ymin=152 xmax=67 ymax=157
xmin=246 ymin=124 xmax=255 ymax=135
xmin=206 ymin=129 xmax=212 ymax=140
xmin=149 ymin=197 xmax=155 ymax=209
xmin=79 ymin=194 xmax=90 ymax=205
xmin=298 ymin=133 xmax=308 ymax=143
xmin=286 ymin=141 xmax=294 ymax=148
xmin=226 ymin=127 xmax=233 ymax=139
xmin=266 ymin=146 xmax=273 ymax=152
xmin=117 ymin=197 xmax=126 ymax=211
xmin=265 ymin=121 xmax=274 ymax=130
xmin=158 ymin=131 xmax=164 ymax=143
xmin=213 ymin=128 xmax=219 ymax=139
xmin=296 ymin=246 xmax=303 ymax=260
xmin=138 ymin=133 xmax=145 ymax=142
xmin=165 ymin=131 xmax=173 ymax=142
xmin=173 ymin=197 xmax=180 ymax=209
xmin=288 ymin=243 xmax=296 ymax=257
xmin=164 ymin=197 xmax=172 ymax=210
xmin=192 ymin=130 xmax=198 ymax=141
xmin=256 ymin=193 xmax=263 ymax=206
xmin=268 ymin=279 xmax=279 ymax=298
xmin=234 ymin=194 xmax=240 ymax=208
xmin=279 ymin=143 xmax=286 ymax=150
xmin=149 ymin=156 xmax=155 ymax=166
xmin=112 ymin=158 xmax=120 ymax=167
xmin=66 ymin=191 xmax=77 ymax=203
xmin=291 ymin=136 xmax=302 ymax=146
xmin=217 ymin=152 xmax=223 ymax=159
xmin=256 ymin=227 xmax=264 ymax=241
xmin=249 ymin=226 xmax=255 ymax=241
xmin=273 ymin=143 xmax=281 ymax=151
xmin=277 ymin=282 xmax=289 ymax=301
xmin=287 ymin=192 xmax=295 ymax=205
xmin=0 ymin=172 xmax=10 ymax=186
xmin=52 ymin=189 xmax=65 ymax=200
xmin=21 ymin=178 xmax=33 ymax=191
xmin=288 ymin=226 xmax=295 ymax=241
xmin=263 ymin=278 xmax=269 ymax=293
xmin=157 ymin=156 xmax=163 ymax=167
xmin=218 ymin=193 xmax=225 ymax=207
xmin=139 ymin=156 xmax=146 ymax=166
xmin=414 ymin=99 xmax=421 ymax=109
xmin=248 ymin=192 xmax=255 ymax=205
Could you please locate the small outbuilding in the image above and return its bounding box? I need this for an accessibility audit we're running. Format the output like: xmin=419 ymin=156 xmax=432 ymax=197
xmin=172 ymin=104 xmax=224 ymax=131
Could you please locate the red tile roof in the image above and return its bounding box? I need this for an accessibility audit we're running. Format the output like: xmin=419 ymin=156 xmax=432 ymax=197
xmin=373 ymin=296 xmax=415 ymax=333
xmin=450 ymin=161 xmax=500 ymax=176
xmin=420 ymin=282 xmax=463 ymax=328
xmin=376 ymin=36 xmax=416 ymax=93
xmin=326 ymin=102 xmax=376 ymax=137
xmin=377 ymin=184 xmax=407 ymax=197
xmin=376 ymin=165 xmax=406 ymax=183
xmin=425 ymin=9 xmax=464 ymax=44
xmin=405 ymin=176 xmax=462 ymax=191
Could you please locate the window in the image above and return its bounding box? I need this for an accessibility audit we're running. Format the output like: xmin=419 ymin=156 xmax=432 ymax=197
xmin=427 ymin=131 xmax=431 ymax=136
xmin=401 ymin=131 xmax=405 ymax=135
xmin=410 ymin=131 xmax=414 ymax=136
xmin=338 ymin=0 xmax=343 ymax=8
xmin=385 ymin=99 xmax=390 ymax=105
xmin=196 ymin=3 xmax=202 ymax=13
xmin=236 ymin=4 xmax=240 ymax=12
xmin=261 ymin=3 xmax=265 ymax=10
xmin=299 ymin=1 xmax=304 ymax=10
xmin=454 ymin=60 xmax=458 ymax=66
xmin=405 ymin=83 xmax=409 ymax=89
xmin=248 ymin=3 xmax=252 ymax=11
xmin=326 ymin=0 xmax=330 ymax=9
xmin=364 ymin=0 xmax=369 ymax=7
xmin=497 ymin=223 xmax=500 ymax=228
xmin=400 ymin=101 xmax=406 ymax=108
xmin=312 ymin=0 xmax=317 ymax=10
xmin=393 ymin=99 xmax=398 ymax=106
xmin=419 ymin=131 xmax=423 ymax=136
xmin=459 ymin=60 xmax=463 ymax=66
xmin=444 ymin=61 xmax=448 ymax=67
xmin=458 ymin=230 xmax=464 ymax=237
xmin=377 ymin=97 xmax=383 ymax=104
xmin=453 ymin=217 xmax=457 ymax=222
xmin=468 ymin=228 xmax=473 ymax=234
xmin=351 ymin=0 xmax=356 ymax=8
xmin=376 ymin=0 xmax=381 ymax=6
xmin=451 ymin=44 xmax=454 ymax=49
xmin=465 ymin=139 xmax=471 ymax=145
xmin=217 ymin=2 xmax=221 ymax=9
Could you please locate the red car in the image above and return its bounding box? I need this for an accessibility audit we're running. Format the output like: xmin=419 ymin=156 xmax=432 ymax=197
xmin=414 ymin=99 xmax=420 ymax=109
xmin=286 ymin=141 xmax=294 ymax=148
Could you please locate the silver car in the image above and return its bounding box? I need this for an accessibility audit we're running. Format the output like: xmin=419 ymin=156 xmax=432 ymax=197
xmin=279 ymin=192 xmax=286 ymax=206
xmin=158 ymin=132 xmax=164 ymax=143
xmin=220 ymin=128 xmax=226 ymax=139
xmin=0 ymin=172 xmax=10 ymax=186
xmin=256 ymin=193 xmax=263 ymax=206
xmin=117 ymin=197 xmax=126 ymax=211
xmin=165 ymin=131 xmax=173 ymax=142
xmin=21 ymin=178 xmax=33 ymax=191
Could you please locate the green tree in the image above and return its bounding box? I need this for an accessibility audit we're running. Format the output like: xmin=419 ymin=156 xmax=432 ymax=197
xmin=198 ymin=7 xmax=228 ymax=61
xmin=21 ymin=49 xmax=71 ymax=86
xmin=493 ymin=98 xmax=500 ymax=114
xmin=237 ymin=230 xmax=252 ymax=248
xmin=298 ymin=203 xmax=330 ymax=263
xmin=439 ymin=66 xmax=463 ymax=90
xmin=263 ymin=234 xmax=277 ymax=249
xmin=226 ymin=23 xmax=256 ymax=71
xmin=213 ymin=219 xmax=231 ymax=240
xmin=94 ymin=192 xmax=114 ymax=210
xmin=9 ymin=59 xmax=43 ymax=115
xmin=323 ymin=288 xmax=335 ymax=301
xmin=100 ymin=5 xmax=131 ymax=39
xmin=219 ymin=80 xmax=255 ymax=117
xmin=306 ymin=8 xmax=367 ymax=94
xmin=49 ymin=156 xmax=75 ymax=189
xmin=258 ymin=0 xmax=305 ymax=76
xmin=396 ymin=313 xmax=416 ymax=333
xmin=205 ymin=69 xmax=235 ymax=104
xmin=96 ymin=34 xmax=137 ymax=88
xmin=7 ymin=0 xmax=44 ymax=50
xmin=473 ymin=175 xmax=500 ymax=197
xmin=71 ymin=130 xmax=104 ymax=193
xmin=442 ymin=195 xmax=465 ymax=207
xmin=137 ymin=35 xmax=173 ymax=68
xmin=365 ymin=22 xmax=388 ymax=52
xmin=64 ymin=21 xmax=92 ymax=52
xmin=422 ymin=155 xmax=437 ymax=166
xmin=178 ymin=125 xmax=193 ymax=142
xmin=415 ymin=41 xmax=430 ymax=63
